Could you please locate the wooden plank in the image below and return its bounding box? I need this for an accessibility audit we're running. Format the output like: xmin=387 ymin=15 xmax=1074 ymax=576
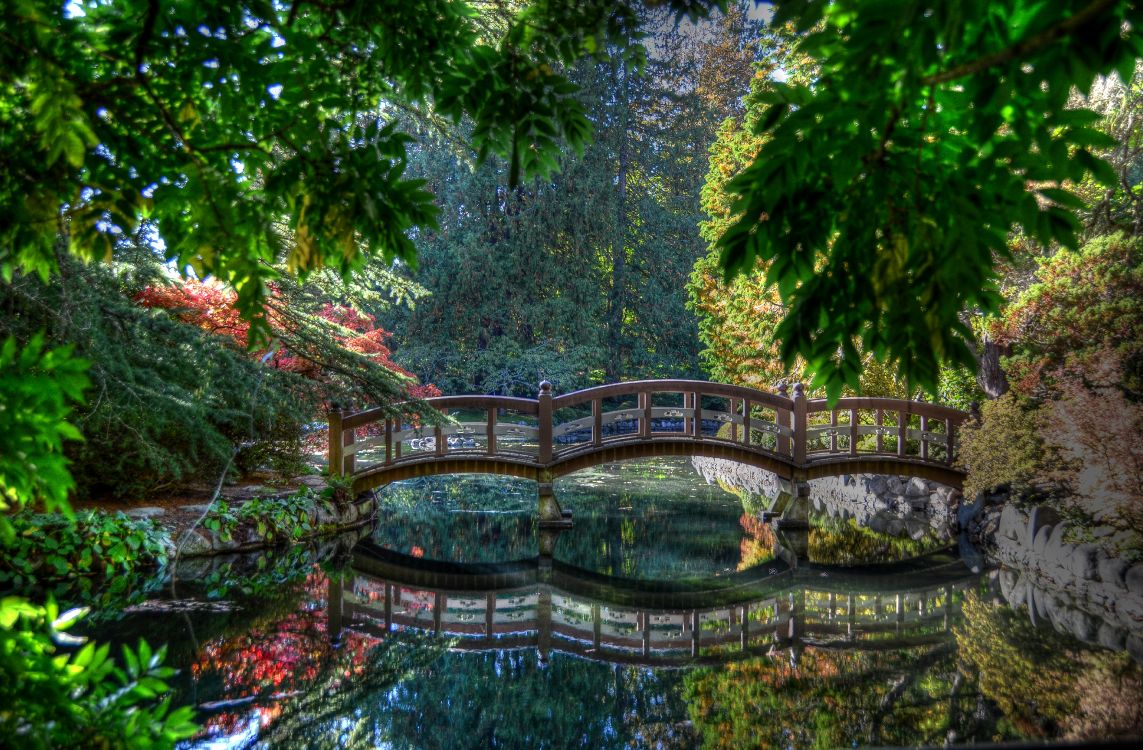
xmin=639 ymin=391 xmax=651 ymax=439
xmin=385 ymin=418 xmax=393 ymax=465
xmin=328 ymin=409 xmax=343 ymax=477
xmin=875 ymin=409 xmax=884 ymax=453
xmin=921 ymin=416 xmax=929 ymax=461
xmin=849 ymin=408 xmax=858 ymax=456
xmin=742 ymin=399 xmax=751 ymax=447
xmin=593 ymin=399 xmax=602 ymax=447
xmin=487 ymin=409 xmax=497 ymax=456
xmin=830 ymin=410 xmax=838 ymax=454
xmin=897 ymin=410 xmax=905 ymax=458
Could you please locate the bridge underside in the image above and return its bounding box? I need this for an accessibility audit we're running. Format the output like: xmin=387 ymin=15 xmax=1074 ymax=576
xmin=351 ymin=440 xmax=799 ymax=494
xmin=350 ymin=440 xmax=964 ymax=494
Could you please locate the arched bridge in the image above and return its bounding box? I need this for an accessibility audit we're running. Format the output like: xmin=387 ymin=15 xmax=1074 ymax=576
xmin=329 ymin=380 xmax=969 ymax=496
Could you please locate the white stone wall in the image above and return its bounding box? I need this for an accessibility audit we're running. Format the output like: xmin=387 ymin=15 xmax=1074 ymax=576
xmin=986 ymin=503 xmax=1143 ymax=661
xmin=690 ymin=457 xmax=961 ymax=539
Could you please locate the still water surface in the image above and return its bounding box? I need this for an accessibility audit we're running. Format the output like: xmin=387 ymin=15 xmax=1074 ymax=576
xmin=81 ymin=459 xmax=1141 ymax=748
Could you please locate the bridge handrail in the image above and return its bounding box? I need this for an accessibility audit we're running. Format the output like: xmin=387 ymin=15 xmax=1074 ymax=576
xmin=806 ymin=396 xmax=965 ymax=421
xmin=550 ymin=379 xmax=793 ymax=412
xmin=329 ymin=380 xmax=970 ymax=484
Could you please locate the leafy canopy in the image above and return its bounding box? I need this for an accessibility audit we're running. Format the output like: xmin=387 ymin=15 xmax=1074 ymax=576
xmin=1 ymin=0 xmax=723 ymax=342
xmin=717 ymin=0 xmax=1140 ymax=398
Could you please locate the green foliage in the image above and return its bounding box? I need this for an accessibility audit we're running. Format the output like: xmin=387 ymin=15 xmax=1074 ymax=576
xmin=0 ymin=258 xmax=316 ymax=497
xmin=388 ymin=11 xmax=757 ymax=393
xmin=958 ymin=393 xmax=1048 ymax=499
xmin=0 ymin=597 xmax=196 ymax=748
xmin=0 ymin=511 xmax=167 ymax=595
xmin=0 ymin=0 xmax=723 ymax=343
xmin=688 ymin=22 xmax=817 ymax=391
xmin=993 ymin=232 xmax=1143 ymax=397
xmin=202 ymin=492 xmax=321 ymax=545
xmin=0 ymin=334 xmax=88 ymax=537
xmin=716 ymin=0 xmax=1140 ymax=398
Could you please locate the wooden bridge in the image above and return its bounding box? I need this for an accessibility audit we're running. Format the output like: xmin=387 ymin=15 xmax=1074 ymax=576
xmin=329 ymin=380 xmax=969 ymax=495
xmin=327 ymin=543 xmax=977 ymax=667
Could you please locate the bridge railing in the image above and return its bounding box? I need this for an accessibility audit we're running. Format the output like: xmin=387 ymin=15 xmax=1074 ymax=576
xmin=328 ymin=380 xmax=968 ymax=479
xmin=338 ymin=573 xmax=966 ymax=663
xmin=804 ymin=397 xmax=967 ymax=467
xmin=548 ymin=379 xmax=798 ymax=462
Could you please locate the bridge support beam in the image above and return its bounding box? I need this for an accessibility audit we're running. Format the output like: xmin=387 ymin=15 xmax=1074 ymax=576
xmin=538 ymin=482 xmax=572 ymax=563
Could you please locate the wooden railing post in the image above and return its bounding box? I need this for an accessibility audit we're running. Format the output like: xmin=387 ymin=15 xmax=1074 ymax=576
xmin=328 ymin=405 xmax=344 ymax=477
xmin=342 ymin=425 xmax=355 ymax=476
xmin=538 ymin=380 xmax=553 ymax=464
xmin=486 ymin=408 xmax=497 ymax=456
xmin=792 ymin=383 xmax=807 ymax=466
xmin=592 ymin=398 xmax=602 ymax=447
xmin=639 ymin=390 xmax=651 ymax=439
xmin=776 ymin=383 xmax=790 ymax=456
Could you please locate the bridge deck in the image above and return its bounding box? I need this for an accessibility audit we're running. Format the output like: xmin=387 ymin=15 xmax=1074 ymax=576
xmin=329 ymin=380 xmax=969 ymax=493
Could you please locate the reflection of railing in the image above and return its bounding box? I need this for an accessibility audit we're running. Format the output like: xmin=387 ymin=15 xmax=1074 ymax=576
xmin=330 ymin=549 xmax=975 ymax=667
xmin=329 ymin=381 xmax=969 ymax=492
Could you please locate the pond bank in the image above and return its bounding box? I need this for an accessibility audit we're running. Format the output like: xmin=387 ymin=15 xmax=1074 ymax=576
xmin=101 ymin=476 xmax=377 ymax=558
xmin=965 ymin=499 xmax=1143 ymax=661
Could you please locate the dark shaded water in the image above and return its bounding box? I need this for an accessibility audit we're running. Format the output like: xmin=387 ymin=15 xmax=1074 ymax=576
xmin=78 ymin=459 xmax=1142 ymax=749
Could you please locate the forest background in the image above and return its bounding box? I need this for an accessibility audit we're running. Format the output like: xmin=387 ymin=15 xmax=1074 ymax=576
xmin=1 ymin=0 xmax=1141 ymax=744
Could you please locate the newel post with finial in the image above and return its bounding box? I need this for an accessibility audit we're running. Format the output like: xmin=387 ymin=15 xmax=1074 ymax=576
xmin=538 ymin=380 xmax=553 ymax=465
xmin=792 ymin=383 xmax=807 ymax=466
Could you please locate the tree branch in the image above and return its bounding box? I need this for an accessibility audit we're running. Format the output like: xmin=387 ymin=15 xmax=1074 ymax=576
xmin=922 ymin=0 xmax=1121 ymax=86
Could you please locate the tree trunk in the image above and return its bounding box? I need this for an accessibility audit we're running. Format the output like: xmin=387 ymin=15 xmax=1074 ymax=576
xmin=976 ymin=334 xmax=1009 ymax=398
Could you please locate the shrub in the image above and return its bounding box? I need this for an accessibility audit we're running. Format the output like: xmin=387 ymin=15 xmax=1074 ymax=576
xmin=959 ymin=393 xmax=1049 ymax=499
xmin=992 ymin=233 xmax=1143 ymax=398
xmin=1038 ymin=352 xmax=1143 ymax=533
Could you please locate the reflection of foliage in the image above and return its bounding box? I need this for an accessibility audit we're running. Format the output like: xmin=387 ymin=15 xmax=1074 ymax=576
xmin=190 ymin=571 xmax=376 ymax=739
xmin=246 ymin=631 xmax=449 ymax=749
xmin=807 ymin=515 xmax=938 ymax=566
xmin=959 ymin=590 xmax=1143 ymax=742
xmin=1067 ymin=653 xmax=1143 ymax=742
xmin=196 ymin=544 xmax=329 ymax=602
xmin=374 ymin=460 xmax=749 ymax=580
xmin=955 ymin=590 xmax=1081 ymax=737
xmin=737 ymin=513 xmax=775 ymax=571
xmin=380 ymin=649 xmax=696 ymax=749
xmin=683 ymin=644 xmax=984 ymax=750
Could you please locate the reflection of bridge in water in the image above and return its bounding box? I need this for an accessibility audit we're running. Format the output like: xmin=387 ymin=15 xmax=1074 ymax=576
xmin=329 ymin=380 xmax=969 ymax=503
xmin=328 ymin=542 xmax=978 ymax=668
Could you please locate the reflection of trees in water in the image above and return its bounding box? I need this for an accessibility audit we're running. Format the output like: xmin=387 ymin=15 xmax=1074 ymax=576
xmin=808 ymin=515 xmax=940 ymax=566
xmin=956 ymin=590 xmax=1143 ymax=742
xmin=378 ymin=650 xmax=698 ymax=750
xmin=372 ymin=464 xmax=749 ymax=579
xmin=684 ymin=588 xmax=1143 ymax=749
xmin=738 ymin=513 xmax=776 ymax=571
xmin=683 ymin=643 xmax=1005 ymax=750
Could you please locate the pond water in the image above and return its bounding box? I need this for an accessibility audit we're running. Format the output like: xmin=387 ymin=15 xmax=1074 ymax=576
xmin=77 ymin=459 xmax=1141 ymax=749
